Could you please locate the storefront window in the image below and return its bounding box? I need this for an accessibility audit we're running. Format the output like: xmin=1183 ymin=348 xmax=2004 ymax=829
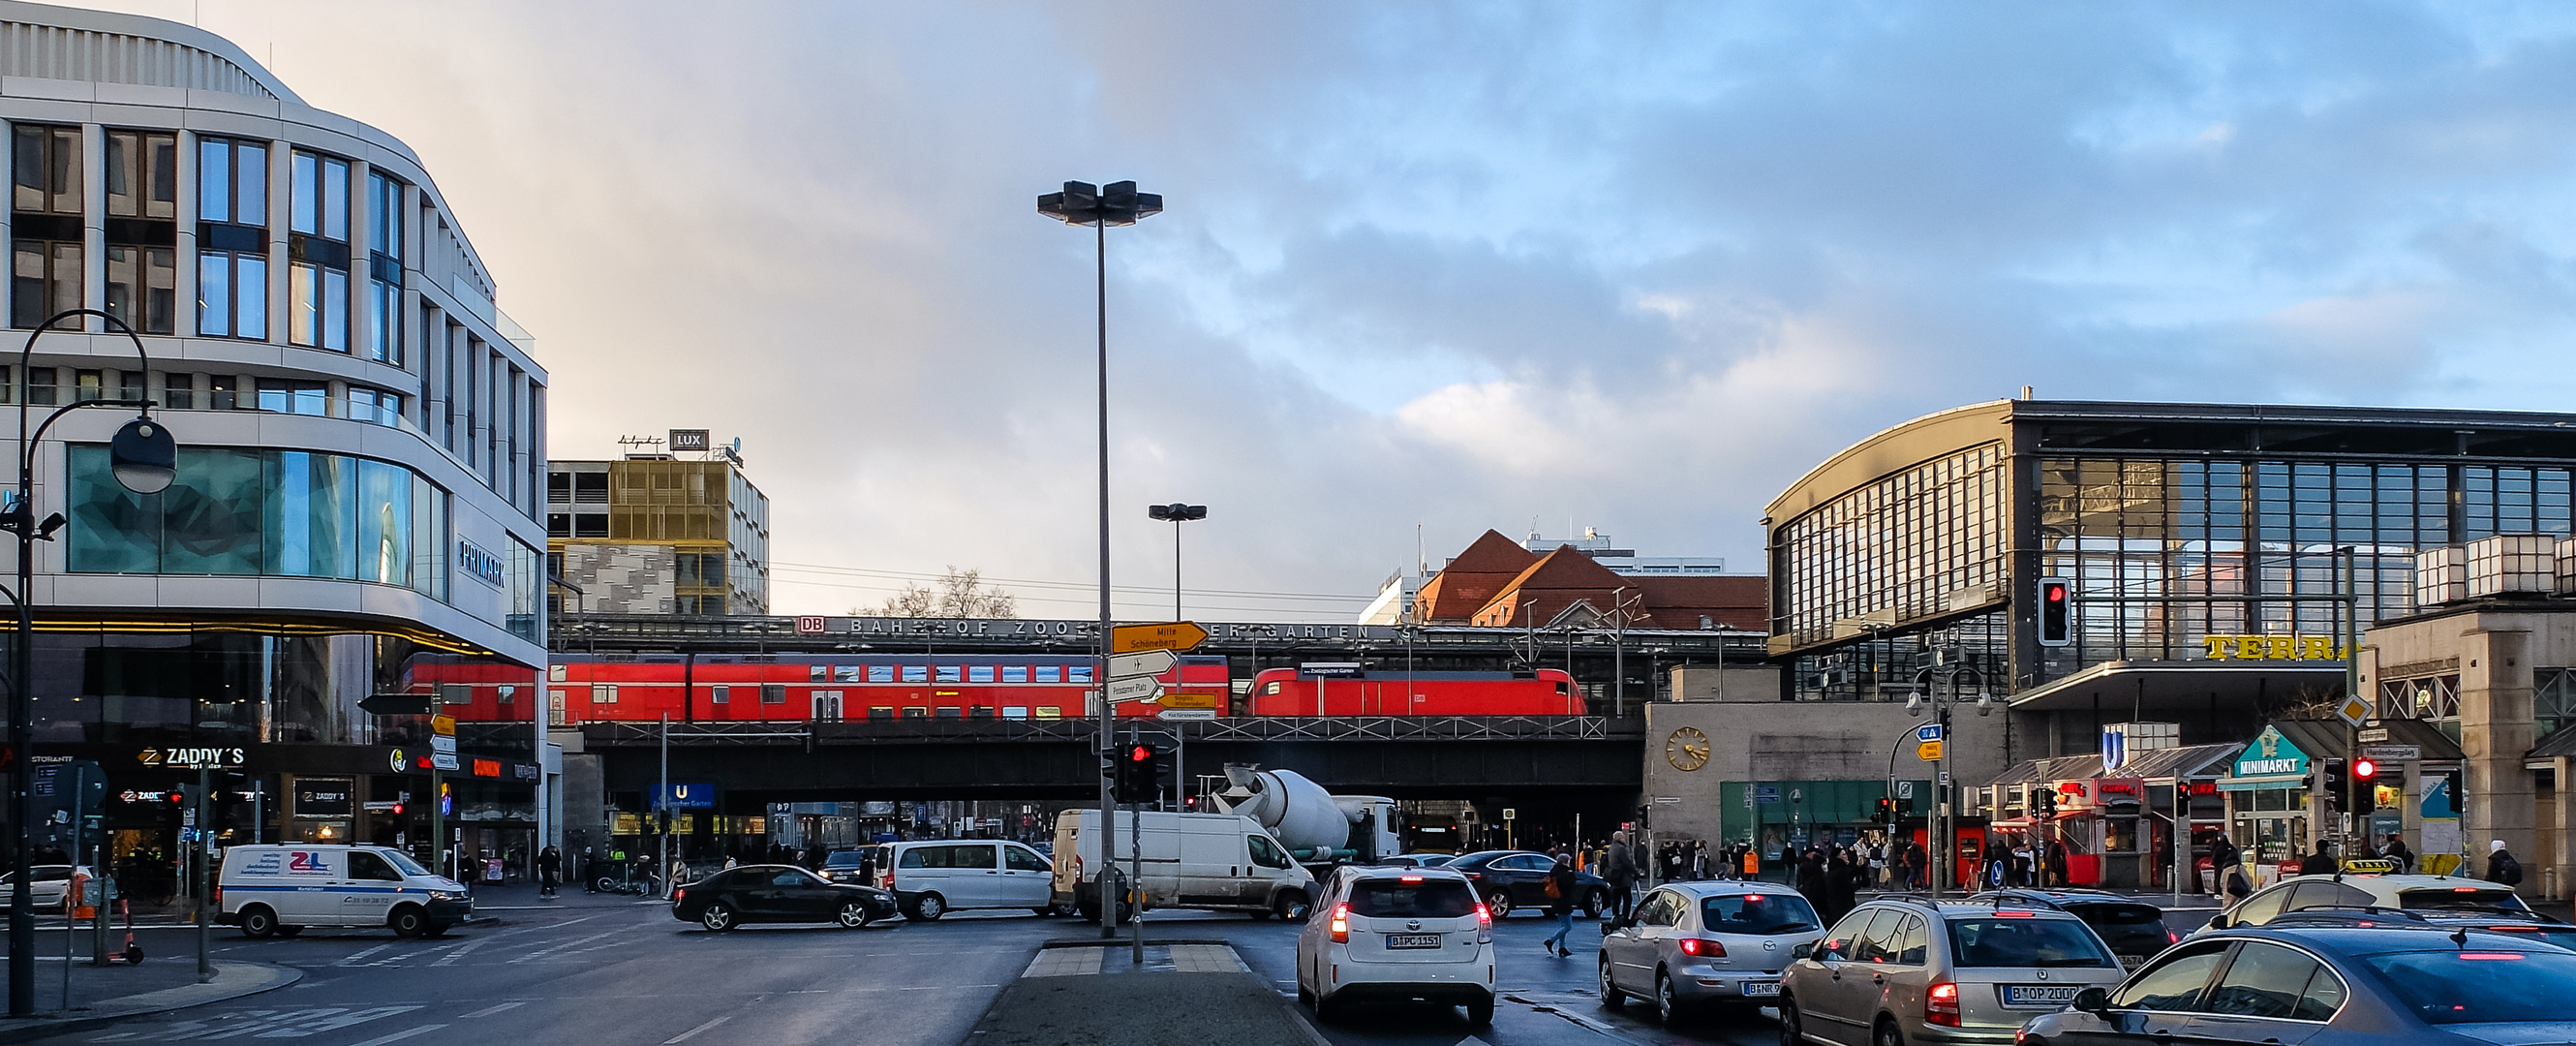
xmin=66 ymin=445 xmax=449 ymax=602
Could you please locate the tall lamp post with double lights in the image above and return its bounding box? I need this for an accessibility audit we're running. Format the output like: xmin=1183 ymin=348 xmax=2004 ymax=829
xmin=1037 ymin=180 xmax=1161 ymax=949
xmin=6 ymin=309 xmax=178 ymax=1015
xmin=1905 ymin=658 xmax=1991 ymax=899
xmin=1146 ymin=503 xmax=1205 ymax=804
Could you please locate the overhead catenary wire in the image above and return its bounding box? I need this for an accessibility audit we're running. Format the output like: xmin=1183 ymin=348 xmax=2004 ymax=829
xmin=767 ymin=561 xmax=1373 ymax=603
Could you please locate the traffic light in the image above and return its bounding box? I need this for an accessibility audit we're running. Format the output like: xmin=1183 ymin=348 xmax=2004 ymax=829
xmin=2033 ymin=787 xmax=2058 ymax=819
xmin=2036 ymin=578 xmax=2072 ymax=647
xmin=1874 ymin=797 xmax=1893 ymax=819
xmin=1113 ymin=744 xmax=1166 ymax=804
xmin=2351 ymin=758 xmax=2379 ymax=815
xmin=2323 ymin=760 xmax=2348 ymax=810
xmin=163 ymin=786 xmax=190 ymax=808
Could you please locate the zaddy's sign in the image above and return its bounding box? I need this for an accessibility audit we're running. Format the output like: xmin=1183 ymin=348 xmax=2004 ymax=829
xmin=2199 ymin=635 xmax=2346 ymax=661
xmin=138 ymin=747 xmax=247 ymax=770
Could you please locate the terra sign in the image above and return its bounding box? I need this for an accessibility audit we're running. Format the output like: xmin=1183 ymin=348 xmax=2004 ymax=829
xmin=2199 ymin=635 xmax=2346 ymax=661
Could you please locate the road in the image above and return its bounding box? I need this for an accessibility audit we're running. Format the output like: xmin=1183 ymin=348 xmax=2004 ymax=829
xmin=26 ymin=896 xmax=2221 ymax=1046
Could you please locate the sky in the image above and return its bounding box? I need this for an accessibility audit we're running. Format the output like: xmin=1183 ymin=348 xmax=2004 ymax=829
xmin=89 ymin=1 xmax=2576 ymax=621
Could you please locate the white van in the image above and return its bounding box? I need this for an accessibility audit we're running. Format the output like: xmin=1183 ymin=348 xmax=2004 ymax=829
xmin=219 ymin=844 xmax=472 ymax=938
xmin=1050 ymin=810 xmax=1315 ymax=922
xmin=853 ymin=839 xmax=1058 ymax=920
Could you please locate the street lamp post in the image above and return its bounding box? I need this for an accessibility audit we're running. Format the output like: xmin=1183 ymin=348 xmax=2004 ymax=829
xmin=1037 ymin=180 xmax=1160 ymax=953
xmin=6 ymin=309 xmax=178 ymax=1014
xmin=1146 ymin=504 xmax=1205 ymax=807
xmin=1906 ymin=661 xmax=1992 ymax=899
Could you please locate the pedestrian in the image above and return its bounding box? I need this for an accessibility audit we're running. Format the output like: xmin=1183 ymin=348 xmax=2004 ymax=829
xmin=1825 ymin=849 xmax=1861 ymax=927
xmin=1605 ymin=831 xmax=1639 ymax=920
xmin=1795 ymin=849 xmax=1828 ymax=913
xmin=2298 ymin=840 xmax=2337 ymax=877
xmin=537 ymin=846 xmax=561 ymax=898
xmin=2486 ymin=840 xmax=2524 ymax=887
xmin=2223 ymin=859 xmax=2252 ymax=906
xmin=2382 ymin=834 xmax=2413 ymax=874
xmin=2009 ymin=839 xmax=2034 ymax=887
xmin=1541 ymin=853 xmax=1579 ymax=957
xmin=2209 ymin=834 xmax=2240 ymax=894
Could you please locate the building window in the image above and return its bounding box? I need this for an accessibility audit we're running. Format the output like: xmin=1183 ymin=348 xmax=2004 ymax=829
xmin=12 ymin=123 xmax=82 ymax=329
xmin=256 ymin=379 xmax=329 ymax=416
xmin=102 ymin=130 xmax=178 ymax=335
xmin=364 ymin=170 xmax=403 ymax=364
xmin=22 ymin=366 xmax=53 ymax=407
xmin=346 ymin=386 xmax=405 ymax=426
xmin=162 ymin=372 xmax=196 ymax=411
xmin=676 ymin=552 xmax=725 ymax=587
xmin=571 ymin=513 xmax=606 ymax=538
xmin=66 ymin=445 xmax=445 ymax=600
xmin=208 ymin=375 xmax=238 ymax=411
xmin=196 ymin=137 xmax=268 ymax=339
xmin=288 ymin=150 xmax=351 ymax=352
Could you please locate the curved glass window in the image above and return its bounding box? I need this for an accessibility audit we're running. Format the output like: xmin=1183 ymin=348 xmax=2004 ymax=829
xmin=67 ymin=446 xmax=447 ymax=599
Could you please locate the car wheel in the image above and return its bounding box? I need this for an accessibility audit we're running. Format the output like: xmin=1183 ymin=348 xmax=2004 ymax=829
xmin=909 ymin=893 xmax=946 ymax=921
xmin=1466 ymin=993 xmax=1494 ymax=1027
xmin=239 ymin=905 xmax=277 ymax=938
xmin=1032 ymin=905 xmax=1060 ymax=917
xmin=1778 ymin=999 xmax=1804 ymax=1046
xmin=1485 ymin=891 xmax=1513 ymax=918
xmin=1599 ymin=957 xmax=1625 ymax=1008
xmin=1875 ymin=1016 xmax=1905 ymax=1046
xmin=838 ymin=901 xmax=873 ymax=928
xmin=387 ymin=905 xmax=427 ymax=938
xmin=1657 ymin=969 xmax=1689 ymax=1025
xmin=699 ymin=903 xmax=735 ymax=932
xmin=1273 ymin=892 xmax=1310 ymax=922
xmin=1582 ymin=888 xmax=1606 ymax=918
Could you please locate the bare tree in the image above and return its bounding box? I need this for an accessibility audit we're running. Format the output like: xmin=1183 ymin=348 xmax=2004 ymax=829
xmin=860 ymin=567 xmax=1019 ymax=618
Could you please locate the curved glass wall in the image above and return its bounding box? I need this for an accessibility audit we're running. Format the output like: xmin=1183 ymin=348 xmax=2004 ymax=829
xmin=1773 ymin=443 xmax=2009 ymax=646
xmin=67 ymin=444 xmax=446 ymax=598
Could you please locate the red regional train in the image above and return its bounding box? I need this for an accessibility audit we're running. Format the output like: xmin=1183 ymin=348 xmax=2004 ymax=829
xmin=1246 ymin=668 xmax=1583 ymax=716
xmin=410 ymin=656 xmax=1588 ymax=723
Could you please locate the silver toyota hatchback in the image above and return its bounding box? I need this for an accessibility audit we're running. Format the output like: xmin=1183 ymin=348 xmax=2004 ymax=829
xmin=1599 ymin=881 xmax=1825 ymax=1024
xmin=1779 ymin=898 xmax=2128 ymax=1046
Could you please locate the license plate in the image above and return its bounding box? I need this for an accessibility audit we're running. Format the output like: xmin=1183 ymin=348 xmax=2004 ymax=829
xmin=2120 ymin=955 xmax=2146 ymax=969
xmin=1386 ymin=934 xmax=1441 ymax=949
xmin=2003 ymin=985 xmax=2081 ymax=1006
xmin=1741 ymin=981 xmax=1782 ymax=997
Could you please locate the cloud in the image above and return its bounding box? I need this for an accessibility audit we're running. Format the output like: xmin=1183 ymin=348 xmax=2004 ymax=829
xmin=91 ymin=0 xmax=2576 ymax=618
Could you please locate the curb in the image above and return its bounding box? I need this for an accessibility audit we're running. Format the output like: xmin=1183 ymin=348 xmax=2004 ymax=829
xmin=959 ymin=943 xmax=1330 ymax=1046
xmin=0 ymin=960 xmax=302 ymax=1044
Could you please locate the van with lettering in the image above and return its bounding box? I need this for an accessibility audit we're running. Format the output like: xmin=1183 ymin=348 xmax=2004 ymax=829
xmin=1050 ymin=810 xmax=1315 ymax=923
xmin=218 ymin=844 xmax=472 ymax=938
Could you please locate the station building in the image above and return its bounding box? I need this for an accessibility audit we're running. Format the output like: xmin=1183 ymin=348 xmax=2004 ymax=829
xmin=1 ymin=2 xmax=550 ymax=885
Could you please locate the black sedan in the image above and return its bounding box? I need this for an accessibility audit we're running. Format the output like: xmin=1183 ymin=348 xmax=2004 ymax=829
xmin=2018 ymin=924 xmax=2576 ymax=1045
xmin=1967 ymin=889 xmax=2178 ymax=967
xmin=671 ymin=864 xmax=899 ymax=931
xmin=1443 ymin=850 xmax=1610 ymax=918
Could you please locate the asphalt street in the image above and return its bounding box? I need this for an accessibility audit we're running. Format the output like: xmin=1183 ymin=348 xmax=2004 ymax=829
xmin=19 ymin=895 xmax=2223 ymax=1046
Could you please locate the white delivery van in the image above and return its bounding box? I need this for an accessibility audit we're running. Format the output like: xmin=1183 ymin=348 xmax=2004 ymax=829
xmin=1050 ymin=810 xmax=1314 ymax=922
xmin=851 ymin=839 xmax=1058 ymax=921
xmin=219 ymin=844 xmax=472 ymax=938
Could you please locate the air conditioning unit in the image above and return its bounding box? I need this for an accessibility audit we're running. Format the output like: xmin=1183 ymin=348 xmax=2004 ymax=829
xmin=2414 ymin=546 xmax=2467 ymax=607
xmin=2466 ymin=534 xmax=2554 ymax=597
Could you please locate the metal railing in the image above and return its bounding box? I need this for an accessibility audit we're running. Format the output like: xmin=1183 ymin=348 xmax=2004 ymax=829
xmin=579 ymin=714 xmax=1637 ymax=747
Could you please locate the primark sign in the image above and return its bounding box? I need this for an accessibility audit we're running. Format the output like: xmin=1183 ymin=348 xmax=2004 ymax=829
xmin=790 ymin=616 xmax=1399 ymax=642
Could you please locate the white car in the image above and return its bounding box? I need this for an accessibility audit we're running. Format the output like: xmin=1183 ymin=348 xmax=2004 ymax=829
xmin=0 ymin=865 xmax=94 ymax=910
xmin=853 ymin=840 xmax=1058 ymax=920
xmin=1296 ymin=866 xmax=1495 ymax=1027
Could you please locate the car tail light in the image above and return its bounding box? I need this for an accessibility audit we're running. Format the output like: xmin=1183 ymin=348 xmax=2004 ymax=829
xmin=1926 ymin=981 xmax=1960 ymax=1026
xmin=2166 ymin=930 xmax=2179 ymax=944
xmin=2457 ymin=953 xmax=2525 ymax=961
xmin=674 ymin=888 xmax=686 ymax=903
xmin=1476 ymin=902 xmax=1492 ymax=943
xmin=1330 ymin=903 xmax=1349 ymax=943
xmin=1400 ymin=875 xmax=1423 ymax=882
xmin=2486 ymin=925 xmax=2541 ymax=933
xmin=1678 ymin=938 xmax=1728 ymax=958
xmin=1462 ymin=871 xmax=1482 ymax=880
xmin=1994 ymin=910 xmax=2035 ymax=917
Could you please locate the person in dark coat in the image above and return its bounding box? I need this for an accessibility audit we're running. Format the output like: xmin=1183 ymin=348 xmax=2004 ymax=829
xmin=1541 ymin=853 xmax=1579 ymax=957
xmin=1795 ymin=849 xmax=1828 ymax=912
xmin=2209 ymin=835 xmax=2240 ymax=893
xmin=1605 ymin=831 xmax=1639 ymax=920
xmin=2486 ymin=840 xmax=2524 ymax=887
xmin=2381 ymin=834 xmax=2414 ymax=874
xmin=2297 ymin=841 xmax=2338 ymax=877
xmin=1824 ymin=849 xmax=1862 ymax=927
xmin=537 ymin=846 xmax=562 ymax=898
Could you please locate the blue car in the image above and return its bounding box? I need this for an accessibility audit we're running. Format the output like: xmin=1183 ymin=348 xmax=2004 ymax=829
xmin=1443 ymin=850 xmax=1610 ymax=918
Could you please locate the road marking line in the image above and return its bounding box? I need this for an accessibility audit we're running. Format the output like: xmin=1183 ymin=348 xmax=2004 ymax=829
xmin=335 ymin=944 xmax=394 ymax=967
xmin=458 ymin=1001 xmax=522 ymax=1017
xmin=661 ymin=1016 xmax=730 ymax=1043
xmin=345 ymin=1024 xmax=448 ymax=1046
xmin=506 ymin=929 xmax=625 ymax=963
xmin=431 ymin=940 xmax=487 ymax=968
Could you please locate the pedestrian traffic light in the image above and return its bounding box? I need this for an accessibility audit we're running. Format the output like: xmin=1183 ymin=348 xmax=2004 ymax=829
xmin=2036 ymin=578 xmax=2073 ymax=647
xmin=2323 ymin=759 xmax=2348 ymax=809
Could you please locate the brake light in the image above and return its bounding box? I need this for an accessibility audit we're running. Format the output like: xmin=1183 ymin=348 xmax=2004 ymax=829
xmin=2486 ymin=925 xmax=2541 ymax=933
xmin=2167 ymin=930 xmax=2179 ymax=944
xmin=674 ymin=888 xmax=686 ymax=903
xmin=1745 ymin=894 xmax=1763 ymax=901
xmin=2455 ymin=887 xmax=2481 ymax=893
xmin=1476 ymin=902 xmax=1492 ymax=943
xmin=1926 ymin=981 xmax=1960 ymax=1026
xmin=1678 ymin=938 xmax=1728 ymax=958
xmin=1400 ymin=875 xmax=1423 ymax=882
xmin=1994 ymin=910 xmax=2035 ymax=917
xmin=2457 ymin=953 xmax=2525 ymax=960
xmin=1330 ymin=903 xmax=1349 ymax=943
xmin=1462 ymin=872 xmax=1482 ymax=880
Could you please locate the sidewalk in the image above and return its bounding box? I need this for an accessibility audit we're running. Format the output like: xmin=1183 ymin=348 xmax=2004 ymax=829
xmin=0 ymin=959 xmax=300 ymax=1044
xmin=960 ymin=938 xmax=1328 ymax=1046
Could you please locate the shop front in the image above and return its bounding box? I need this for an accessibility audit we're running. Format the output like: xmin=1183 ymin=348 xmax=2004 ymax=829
xmin=1716 ymin=779 xmax=1932 ymax=883
xmin=2218 ymin=724 xmax=2315 ymax=885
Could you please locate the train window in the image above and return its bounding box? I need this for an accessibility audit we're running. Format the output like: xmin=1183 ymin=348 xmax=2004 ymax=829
xmin=1555 ymin=682 xmax=1571 ymax=694
xmin=968 ymin=705 xmax=994 ymax=718
xmin=834 ymin=665 xmax=861 ymax=683
xmin=1035 ymin=666 xmax=1061 ymax=683
xmin=809 ymin=665 xmax=827 ymax=682
xmin=1002 ymin=706 xmax=1028 ymax=720
xmin=968 ymin=665 xmax=995 ymax=683
xmin=902 ymin=666 xmax=928 ymax=683
xmin=592 ymin=685 xmax=617 ymax=705
xmin=1035 ymin=706 xmax=1061 ymax=720
xmin=709 ymin=686 xmax=728 ymax=705
xmin=902 ymin=707 xmax=927 ymax=719
xmin=1262 ymin=682 xmax=1281 ymax=695
xmin=935 ymin=706 xmax=964 ymax=718
xmin=868 ymin=665 xmax=893 ymax=683
xmin=935 ymin=665 xmax=962 ymax=683
xmin=1002 ymin=666 xmax=1027 ymax=683
xmin=760 ymin=685 xmax=786 ymax=705
xmin=1068 ymin=666 xmax=1094 ymax=684
xmin=869 ymin=706 xmax=894 ymax=720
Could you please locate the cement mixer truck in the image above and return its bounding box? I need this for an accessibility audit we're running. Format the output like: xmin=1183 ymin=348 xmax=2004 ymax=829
xmin=1209 ymin=765 xmax=1400 ymax=871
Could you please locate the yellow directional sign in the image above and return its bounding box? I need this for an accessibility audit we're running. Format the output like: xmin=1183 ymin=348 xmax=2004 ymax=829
xmin=1917 ymin=741 xmax=1943 ymax=761
xmin=432 ymin=715 xmax=457 ymax=737
xmin=1156 ymin=692 xmax=1220 ymax=710
xmin=1111 ymin=621 xmax=1209 ymax=654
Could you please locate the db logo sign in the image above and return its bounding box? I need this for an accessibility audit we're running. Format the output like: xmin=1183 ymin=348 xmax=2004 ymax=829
xmin=795 ymin=616 xmax=827 ymax=635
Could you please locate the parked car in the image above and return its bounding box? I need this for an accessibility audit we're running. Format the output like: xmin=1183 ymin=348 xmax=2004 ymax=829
xmin=2264 ymin=905 xmax=2576 ymax=953
xmin=2197 ymin=873 xmax=2531 ymax=935
xmin=670 ymin=863 xmax=898 ymax=931
xmin=1296 ymin=866 xmax=1494 ymax=1027
xmin=1599 ymin=881 xmax=1824 ymax=1024
xmin=1965 ymin=889 xmax=2176 ymax=968
xmin=0 ymin=865 xmax=94 ymax=911
xmin=854 ymin=839 xmax=1058 ymax=920
xmin=218 ymin=846 xmax=470 ymax=938
xmin=2017 ymin=924 xmax=2576 ymax=1045
xmin=1779 ymin=896 xmax=2127 ymax=1046
xmin=1443 ymin=850 xmax=1610 ymax=918
xmin=819 ymin=848 xmax=875 ymax=885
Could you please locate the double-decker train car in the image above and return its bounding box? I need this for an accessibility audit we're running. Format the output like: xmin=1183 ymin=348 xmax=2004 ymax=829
xmin=1245 ymin=668 xmax=1583 ymax=716
xmin=415 ymin=654 xmax=1231 ymax=725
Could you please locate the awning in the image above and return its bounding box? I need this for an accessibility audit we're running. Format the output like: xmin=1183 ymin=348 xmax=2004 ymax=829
xmin=2218 ymin=774 xmax=2307 ymax=792
xmin=2008 ymin=660 xmax=2346 ymax=715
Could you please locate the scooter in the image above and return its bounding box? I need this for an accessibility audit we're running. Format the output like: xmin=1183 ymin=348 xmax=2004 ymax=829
xmin=589 ymin=861 xmax=653 ymax=896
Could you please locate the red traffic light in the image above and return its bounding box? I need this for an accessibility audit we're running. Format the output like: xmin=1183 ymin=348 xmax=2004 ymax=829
xmin=2353 ymin=758 xmax=2377 ymax=780
xmin=2044 ymin=583 xmax=2067 ymax=602
xmin=1128 ymin=745 xmax=1152 ymax=762
xmin=390 ymin=802 xmax=405 ymax=815
xmin=164 ymin=790 xmax=185 ymax=805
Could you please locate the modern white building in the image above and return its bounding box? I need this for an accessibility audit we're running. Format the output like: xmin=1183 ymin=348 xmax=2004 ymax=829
xmin=1 ymin=2 xmax=550 ymax=870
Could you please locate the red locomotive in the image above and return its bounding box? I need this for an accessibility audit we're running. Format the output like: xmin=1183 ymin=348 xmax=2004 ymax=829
xmin=1246 ymin=667 xmax=1583 ymax=716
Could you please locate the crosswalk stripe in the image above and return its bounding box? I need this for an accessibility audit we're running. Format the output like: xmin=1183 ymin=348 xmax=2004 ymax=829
xmin=345 ymin=1024 xmax=448 ymax=1046
xmin=661 ymin=1016 xmax=730 ymax=1043
xmin=458 ymin=1001 xmax=523 ymax=1018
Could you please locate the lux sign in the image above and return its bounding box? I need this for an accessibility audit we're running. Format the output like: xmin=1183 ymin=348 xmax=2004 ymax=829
xmin=2200 ymin=635 xmax=2345 ymax=661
